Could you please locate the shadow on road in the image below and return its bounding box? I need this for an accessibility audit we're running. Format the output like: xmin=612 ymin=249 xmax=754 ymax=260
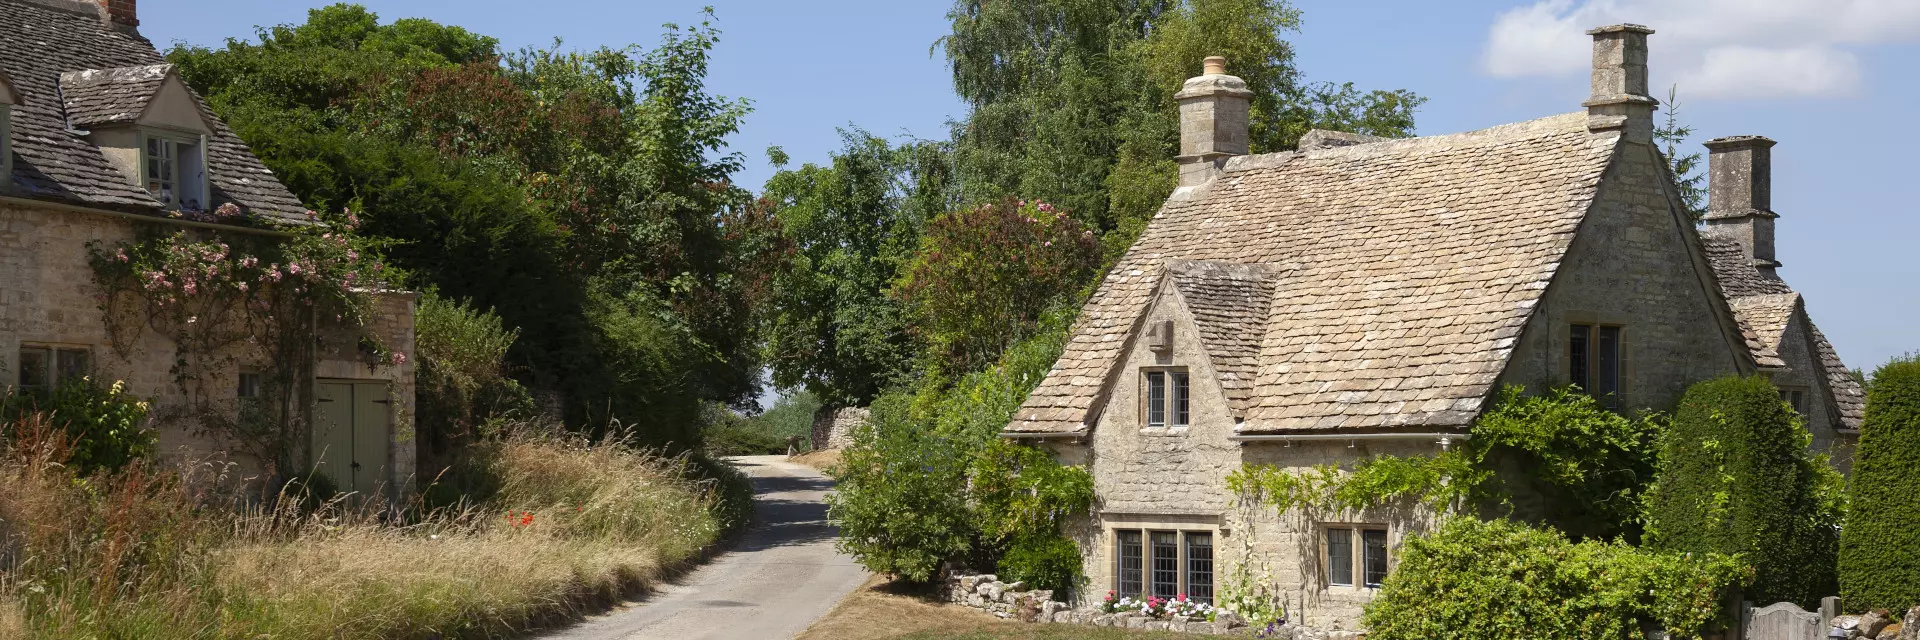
xmin=722 ymin=468 xmax=838 ymax=554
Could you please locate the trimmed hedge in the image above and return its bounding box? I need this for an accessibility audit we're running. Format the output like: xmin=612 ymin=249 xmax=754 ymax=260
xmin=1841 ymin=357 xmax=1920 ymax=613
xmin=1362 ymin=518 xmax=1749 ymax=640
xmin=1643 ymin=375 xmax=1839 ymax=608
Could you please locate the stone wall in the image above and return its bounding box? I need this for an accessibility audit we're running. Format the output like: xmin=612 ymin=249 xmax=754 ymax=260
xmin=1498 ymin=139 xmax=1748 ymax=415
xmin=940 ymin=573 xmax=1365 ymax=639
xmin=810 ymin=405 xmax=868 ymax=451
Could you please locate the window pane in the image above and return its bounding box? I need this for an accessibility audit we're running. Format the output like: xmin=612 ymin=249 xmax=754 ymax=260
xmin=1362 ymin=529 xmax=1389 ymax=588
xmin=1597 ymin=326 xmax=1621 ymax=397
xmin=56 ymin=349 xmax=88 ymax=383
xmin=238 ymin=372 xmax=262 ymax=399
xmin=1327 ymin=528 xmax=1353 ymax=586
xmin=1569 ymin=324 xmax=1592 ymax=391
xmin=1118 ymin=530 xmax=1143 ymax=598
xmin=18 ymin=348 xmax=50 ymax=391
xmin=1186 ymin=532 xmax=1213 ymax=604
xmin=1172 ymin=372 xmax=1190 ymax=427
xmin=1151 ymin=531 xmax=1179 ymax=598
xmin=1146 ymin=371 xmax=1166 ymax=427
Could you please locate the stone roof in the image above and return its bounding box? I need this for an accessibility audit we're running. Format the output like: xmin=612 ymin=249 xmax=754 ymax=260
xmin=58 ymin=63 xmax=170 ymax=128
xmin=1165 ymin=259 xmax=1275 ymax=414
xmin=1008 ymin=112 xmax=1619 ymax=435
xmin=0 ymin=0 xmax=307 ymax=223
xmin=1703 ymin=239 xmax=1864 ymax=430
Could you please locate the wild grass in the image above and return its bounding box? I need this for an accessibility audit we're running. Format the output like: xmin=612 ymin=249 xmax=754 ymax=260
xmin=0 ymin=415 xmax=746 ymax=639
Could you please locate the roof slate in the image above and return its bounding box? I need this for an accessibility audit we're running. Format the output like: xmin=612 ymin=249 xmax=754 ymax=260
xmin=1165 ymin=259 xmax=1275 ymax=414
xmin=1008 ymin=113 xmax=1619 ymax=435
xmin=0 ymin=0 xmax=307 ymax=223
xmin=58 ymin=63 xmax=169 ymax=128
xmin=1703 ymin=238 xmax=1863 ymax=430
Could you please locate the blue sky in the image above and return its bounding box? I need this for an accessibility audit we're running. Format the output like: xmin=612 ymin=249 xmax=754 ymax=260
xmin=143 ymin=0 xmax=1917 ymax=376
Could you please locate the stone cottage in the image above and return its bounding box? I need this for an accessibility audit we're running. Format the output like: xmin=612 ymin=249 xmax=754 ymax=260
xmin=0 ymin=0 xmax=416 ymax=497
xmin=1002 ymin=25 xmax=1862 ymax=628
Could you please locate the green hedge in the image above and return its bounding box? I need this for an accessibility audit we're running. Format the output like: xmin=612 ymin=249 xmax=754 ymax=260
xmin=1643 ymin=375 xmax=1839 ymax=608
xmin=1841 ymin=357 xmax=1920 ymax=613
xmin=1362 ymin=518 xmax=1749 ymax=640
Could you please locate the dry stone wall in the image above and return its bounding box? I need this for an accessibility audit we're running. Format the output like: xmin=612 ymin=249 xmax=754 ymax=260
xmin=810 ymin=406 xmax=867 ymax=451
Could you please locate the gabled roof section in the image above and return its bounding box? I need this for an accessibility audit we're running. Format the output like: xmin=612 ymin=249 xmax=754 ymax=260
xmin=1704 ymin=238 xmax=1863 ymax=430
xmin=1008 ymin=112 xmax=1620 ymax=435
xmin=0 ymin=0 xmax=307 ymax=223
xmin=1165 ymin=259 xmax=1276 ymax=414
xmin=59 ymin=63 xmax=173 ymax=129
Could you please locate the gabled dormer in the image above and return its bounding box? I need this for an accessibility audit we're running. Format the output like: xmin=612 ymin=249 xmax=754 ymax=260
xmin=0 ymin=69 xmax=19 ymax=185
xmin=60 ymin=64 xmax=217 ymax=212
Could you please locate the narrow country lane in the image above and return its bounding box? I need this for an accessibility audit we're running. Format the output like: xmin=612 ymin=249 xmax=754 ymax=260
xmin=541 ymin=455 xmax=867 ymax=640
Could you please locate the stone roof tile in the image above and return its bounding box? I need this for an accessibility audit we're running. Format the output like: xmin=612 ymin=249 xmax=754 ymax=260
xmin=58 ymin=63 xmax=167 ymax=128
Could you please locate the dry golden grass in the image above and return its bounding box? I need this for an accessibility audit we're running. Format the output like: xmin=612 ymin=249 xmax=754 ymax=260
xmin=0 ymin=420 xmax=742 ymax=640
xmin=789 ymin=448 xmax=843 ymax=474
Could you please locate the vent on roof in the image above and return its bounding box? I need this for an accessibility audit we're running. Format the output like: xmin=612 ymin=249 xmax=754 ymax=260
xmin=1147 ymin=319 xmax=1173 ymax=353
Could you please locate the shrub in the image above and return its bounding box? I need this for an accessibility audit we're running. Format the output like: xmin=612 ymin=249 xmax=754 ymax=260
xmin=1643 ymin=375 xmax=1838 ymax=608
xmin=825 ymin=394 xmax=975 ymax=582
xmin=998 ymin=534 xmax=1084 ymax=595
xmin=1841 ymin=356 xmax=1920 ymax=613
xmin=1469 ymin=386 xmax=1659 ymax=541
xmin=1 ymin=378 xmax=153 ymax=474
xmin=415 ymin=292 xmax=534 ymax=470
xmin=1362 ymin=518 xmax=1749 ymax=640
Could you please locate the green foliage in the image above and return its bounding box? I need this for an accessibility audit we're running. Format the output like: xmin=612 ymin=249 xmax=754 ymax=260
xmin=826 ymin=393 xmax=977 ymax=582
xmin=1644 ymin=375 xmax=1839 ymax=608
xmin=701 ymin=391 xmax=824 ymax=456
xmin=169 ymin=5 xmax=781 ymax=448
xmin=1 ymin=379 xmax=153 ymax=474
xmin=414 ymin=292 xmax=534 ymax=476
xmin=1655 ymin=85 xmax=1706 ymax=220
xmin=943 ymin=0 xmax=1423 ymax=240
xmin=759 ymin=131 xmax=951 ymax=406
xmin=1841 ymin=356 xmax=1920 ymax=613
xmin=1230 ymin=386 xmax=1656 ymax=541
xmin=1363 ymin=518 xmax=1749 ymax=640
xmin=895 ymin=200 xmax=1101 ymax=376
xmin=998 ymin=534 xmax=1085 ymax=594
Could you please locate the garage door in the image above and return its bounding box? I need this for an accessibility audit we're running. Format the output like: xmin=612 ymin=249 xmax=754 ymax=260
xmin=312 ymin=381 xmax=392 ymax=496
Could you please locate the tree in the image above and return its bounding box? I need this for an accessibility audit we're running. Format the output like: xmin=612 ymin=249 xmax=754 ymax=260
xmin=1643 ymin=376 xmax=1839 ymax=608
xmin=1655 ymin=85 xmax=1706 ymax=220
xmin=758 ymin=131 xmax=952 ymax=407
xmin=1840 ymin=356 xmax=1920 ymax=613
xmin=171 ymin=5 xmax=780 ymax=447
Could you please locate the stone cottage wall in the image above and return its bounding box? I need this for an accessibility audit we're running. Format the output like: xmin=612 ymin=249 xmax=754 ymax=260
xmin=810 ymin=405 xmax=868 ymax=451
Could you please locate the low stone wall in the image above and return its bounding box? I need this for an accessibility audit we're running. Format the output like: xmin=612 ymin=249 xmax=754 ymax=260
xmin=1824 ymin=606 xmax=1919 ymax=640
xmin=810 ymin=406 xmax=868 ymax=451
xmin=940 ymin=574 xmax=1360 ymax=639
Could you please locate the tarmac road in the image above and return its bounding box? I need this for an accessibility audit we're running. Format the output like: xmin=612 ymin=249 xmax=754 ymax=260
xmin=539 ymin=455 xmax=866 ymax=640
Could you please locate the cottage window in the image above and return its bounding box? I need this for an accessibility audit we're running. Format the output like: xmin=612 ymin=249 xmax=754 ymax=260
xmin=237 ymin=371 xmax=263 ymax=399
xmin=142 ymin=132 xmax=206 ymax=211
xmin=1779 ymin=387 xmax=1807 ymax=415
xmin=1113 ymin=528 xmax=1214 ymax=604
xmin=1325 ymin=525 xmax=1389 ymax=588
xmin=1142 ymin=368 xmax=1190 ymax=428
xmin=1569 ymin=324 xmax=1622 ymax=398
xmin=17 ymin=345 xmax=90 ymax=393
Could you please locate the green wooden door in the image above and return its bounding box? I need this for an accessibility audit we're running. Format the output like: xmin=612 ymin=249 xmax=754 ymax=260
xmin=311 ymin=381 xmax=392 ymax=496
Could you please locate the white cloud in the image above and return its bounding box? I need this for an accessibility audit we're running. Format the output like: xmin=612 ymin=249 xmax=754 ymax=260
xmin=1483 ymin=0 xmax=1920 ymax=99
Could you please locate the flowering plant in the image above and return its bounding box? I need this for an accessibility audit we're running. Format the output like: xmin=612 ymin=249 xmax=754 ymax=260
xmin=1100 ymin=592 xmax=1217 ymax=621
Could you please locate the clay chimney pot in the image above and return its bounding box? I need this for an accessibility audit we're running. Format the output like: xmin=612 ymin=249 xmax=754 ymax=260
xmin=1203 ymin=56 xmax=1227 ymax=76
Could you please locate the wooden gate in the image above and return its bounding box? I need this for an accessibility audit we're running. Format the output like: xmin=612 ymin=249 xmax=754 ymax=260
xmin=312 ymin=381 xmax=392 ymax=497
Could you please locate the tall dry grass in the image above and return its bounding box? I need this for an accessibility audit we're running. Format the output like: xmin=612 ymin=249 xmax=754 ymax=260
xmin=0 ymin=417 xmax=746 ymax=639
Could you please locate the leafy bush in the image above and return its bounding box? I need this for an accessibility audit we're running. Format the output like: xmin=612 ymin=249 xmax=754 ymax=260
xmin=826 ymin=394 xmax=975 ymax=582
xmin=1643 ymin=375 xmax=1839 ymax=608
xmin=2 ymin=378 xmax=153 ymax=474
xmin=415 ymin=293 xmax=534 ymax=470
xmin=701 ymin=391 xmax=822 ymax=456
xmin=893 ymin=199 xmax=1100 ymax=377
xmin=998 ymin=534 xmax=1086 ymax=595
xmin=1362 ymin=518 xmax=1749 ymax=640
xmin=1841 ymin=356 xmax=1920 ymax=613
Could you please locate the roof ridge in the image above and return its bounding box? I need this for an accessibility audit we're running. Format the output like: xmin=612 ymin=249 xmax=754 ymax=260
xmin=2 ymin=0 xmax=100 ymax=19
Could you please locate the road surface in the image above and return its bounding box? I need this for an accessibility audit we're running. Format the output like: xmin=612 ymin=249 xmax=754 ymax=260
xmin=541 ymin=455 xmax=866 ymax=640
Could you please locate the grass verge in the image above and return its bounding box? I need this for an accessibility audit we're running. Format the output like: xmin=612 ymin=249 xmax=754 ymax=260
xmin=0 ymin=416 xmax=748 ymax=639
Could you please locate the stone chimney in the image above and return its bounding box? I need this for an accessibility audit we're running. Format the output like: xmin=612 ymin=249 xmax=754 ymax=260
xmin=95 ymin=0 xmax=138 ymax=31
xmin=1582 ymin=24 xmax=1657 ymax=143
xmin=1701 ymin=135 xmax=1782 ymax=277
xmin=1174 ymin=56 xmax=1252 ymax=187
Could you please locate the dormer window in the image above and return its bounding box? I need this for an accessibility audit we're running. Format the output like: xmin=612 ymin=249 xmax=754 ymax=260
xmin=59 ymin=64 xmax=216 ymax=212
xmin=143 ymin=133 xmax=205 ymax=210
